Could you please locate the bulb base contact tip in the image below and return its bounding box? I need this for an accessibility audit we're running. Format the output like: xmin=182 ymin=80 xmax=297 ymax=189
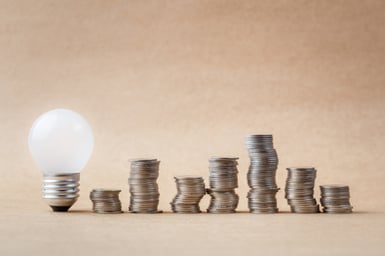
xmin=42 ymin=173 xmax=80 ymax=212
xmin=50 ymin=206 xmax=71 ymax=212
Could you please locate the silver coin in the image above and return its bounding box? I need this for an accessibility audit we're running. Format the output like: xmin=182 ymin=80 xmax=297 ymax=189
xmin=207 ymin=157 xmax=239 ymax=213
xmin=245 ymin=135 xmax=279 ymax=213
xmin=171 ymin=175 xmax=206 ymax=213
xmin=89 ymin=189 xmax=122 ymax=214
xmin=284 ymin=167 xmax=320 ymax=213
xmin=319 ymin=184 xmax=353 ymax=214
xmin=128 ymin=159 xmax=161 ymax=213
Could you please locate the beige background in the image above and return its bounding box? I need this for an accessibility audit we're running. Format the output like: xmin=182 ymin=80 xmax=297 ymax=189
xmin=1 ymin=0 xmax=385 ymax=255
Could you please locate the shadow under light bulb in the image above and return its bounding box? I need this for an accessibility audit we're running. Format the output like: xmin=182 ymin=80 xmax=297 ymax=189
xmin=28 ymin=109 xmax=94 ymax=212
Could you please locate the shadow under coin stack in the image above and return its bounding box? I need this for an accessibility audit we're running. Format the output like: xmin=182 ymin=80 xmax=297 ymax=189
xmin=90 ymin=189 xmax=122 ymax=213
xmin=320 ymin=185 xmax=353 ymax=213
xmin=207 ymin=157 xmax=239 ymax=213
xmin=245 ymin=135 xmax=279 ymax=213
xmin=171 ymin=176 xmax=206 ymax=213
xmin=128 ymin=159 xmax=161 ymax=213
xmin=285 ymin=167 xmax=319 ymax=213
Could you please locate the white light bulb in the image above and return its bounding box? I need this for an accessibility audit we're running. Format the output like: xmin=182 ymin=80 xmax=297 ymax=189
xmin=28 ymin=109 xmax=94 ymax=211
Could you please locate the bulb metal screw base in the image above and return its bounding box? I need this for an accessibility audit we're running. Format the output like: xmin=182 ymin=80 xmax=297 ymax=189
xmin=42 ymin=173 xmax=80 ymax=212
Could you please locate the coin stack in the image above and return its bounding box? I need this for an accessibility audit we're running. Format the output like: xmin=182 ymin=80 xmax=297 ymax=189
xmin=320 ymin=185 xmax=353 ymax=213
xmin=128 ymin=159 xmax=161 ymax=213
xmin=207 ymin=157 xmax=239 ymax=213
xmin=89 ymin=189 xmax=122 ymax=214
xmin=170 ymin=176 xmax=206 ymax=213
xmin=285 ymin=167 xmax=320 ymax=213
xmin=245 ymin=135 xmax=280 ymax=213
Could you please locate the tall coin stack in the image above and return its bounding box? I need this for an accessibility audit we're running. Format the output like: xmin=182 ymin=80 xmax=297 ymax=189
xmin=128 ymin=159 xmax=161 ymax=213
xmin=320 ymin=185 xmax=353 ymax=213
xmin=170 ymin=176 xmax=206 ymax=213
xmin=285 ymin=167 xmax=319 ymax=213
xmin=207 ymin=157 xmax=239 ymax=213
xmin=245 ymin=135 xmax=279 ymax=213
xmin=90 ymin=189 xmax=122 ymax=213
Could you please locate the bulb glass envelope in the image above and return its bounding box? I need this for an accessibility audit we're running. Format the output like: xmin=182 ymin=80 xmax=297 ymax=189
xmin=28 ymin=108 xmax=94 ymax=174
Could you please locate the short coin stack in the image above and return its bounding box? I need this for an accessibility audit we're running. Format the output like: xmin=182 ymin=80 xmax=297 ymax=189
xmin=128 ymin=159 xmax=161 ymax=213
xmin=171 ymin=176 xmax=206 ymax=213
xmin=320 ymin=185 xmax=353 ymax=213
xmin=89 ymin=189 xmax=122 ymax=214
xmin=207 ymin=157 xmax=239 ymax=213
xmin=245 ymin=135 xmax=279 ymax=213
xmin=285 ymin=167 xmax=319 ymax=213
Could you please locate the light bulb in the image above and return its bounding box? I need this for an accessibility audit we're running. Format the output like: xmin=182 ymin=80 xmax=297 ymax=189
xmin=28 ymin=109 xmax=94 ymax=212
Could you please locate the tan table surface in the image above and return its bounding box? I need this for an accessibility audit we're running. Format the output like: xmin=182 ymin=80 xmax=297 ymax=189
xmin=1 ymin=199 xmax=384 ymax=256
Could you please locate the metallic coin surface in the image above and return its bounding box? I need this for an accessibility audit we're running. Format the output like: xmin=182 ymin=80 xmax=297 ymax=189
xmin=320 ymin=184 xmax=353 ymax=213
xmin=285 ymin=167 xmax=319 ymax=213
xmin=207 ymin=157 xmax=239 ymax=213
xmin=170 ymin=176 xmax=206 ymax=213
xmin=245 ymin=135 xmax=279 ymax=213
xmin=128 ymin=159 xmax=161 ymax=213
xmin=90 ymin=189 xmax=122 ymax=213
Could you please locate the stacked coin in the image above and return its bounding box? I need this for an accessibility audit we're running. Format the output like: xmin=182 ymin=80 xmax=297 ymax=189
xmin=320 ymin=185 xmax=353 ymax=213
xmin=128 ymin=159 xmax=161 ymax=213
xmin=90 ymin=189 xmax=122 ymax=213
xmin=207 ymin=157 xmax=239 ymax=213
xmin=247 ymin=188 xmax=279 ymax=213
xmin=245 ymin=135 xmax=279 ymax=213
xmin=285 ymin=167 xmax=319 ymax=213
xmin=170 ymin=176 xmax=206 ymax=213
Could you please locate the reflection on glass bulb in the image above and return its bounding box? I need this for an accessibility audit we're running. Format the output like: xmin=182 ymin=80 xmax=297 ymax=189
xmin=28 ymin=109 xmax=94 ymax=211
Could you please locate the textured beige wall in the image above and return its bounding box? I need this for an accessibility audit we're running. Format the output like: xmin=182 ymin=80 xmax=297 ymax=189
xmin=1 ymin=0 xmax=384 ymax=213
